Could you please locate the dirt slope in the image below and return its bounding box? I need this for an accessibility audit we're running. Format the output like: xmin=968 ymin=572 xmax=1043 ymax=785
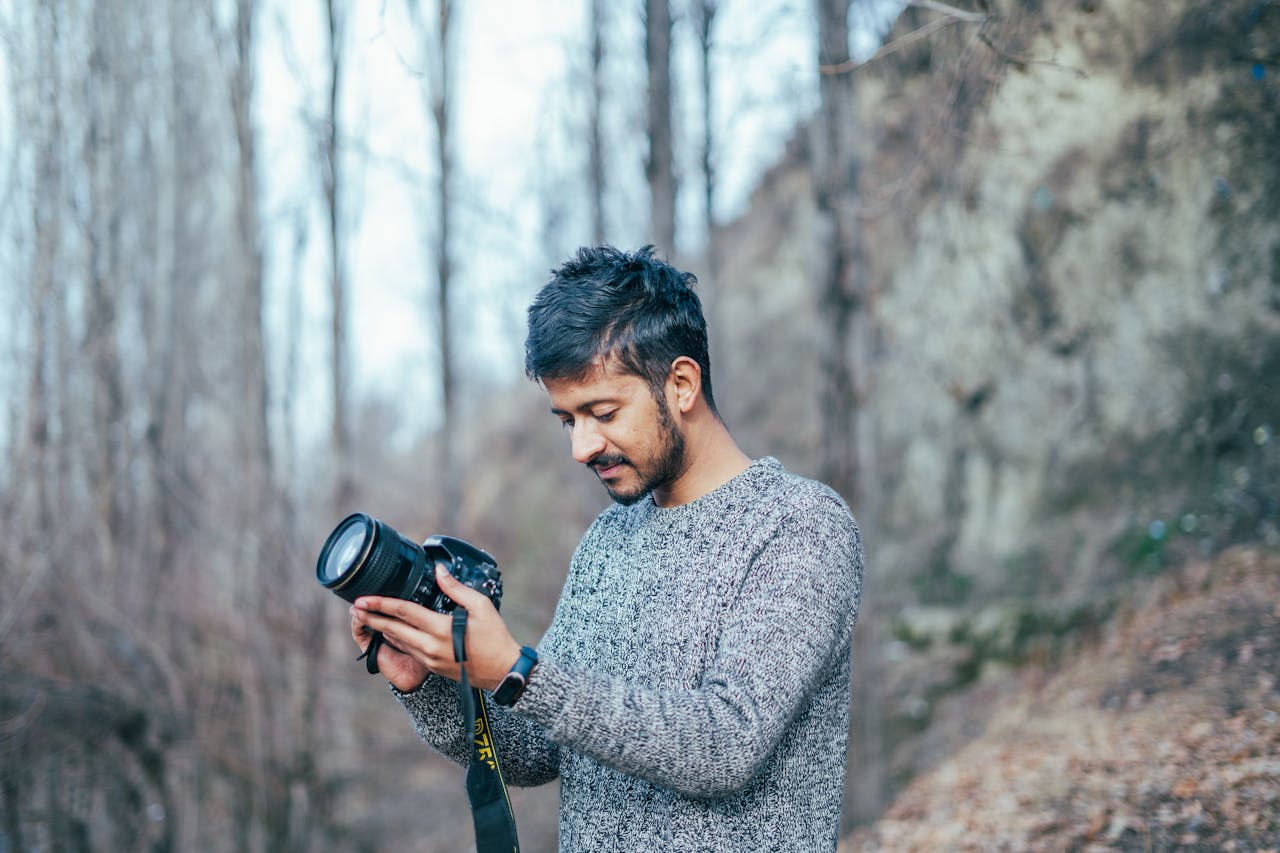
xmin=843 ymin=547 xmax=1280 ymax=852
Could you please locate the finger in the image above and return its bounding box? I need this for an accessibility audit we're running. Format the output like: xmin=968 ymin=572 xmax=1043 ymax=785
xmin=356 ymin=606 xmax=430 ymax=640
xmin=433 ymin=563 xmax=494 ymax=611
xmin=350 ymin=601 xmax=391 ymax=640
xmin=357 ymin=600 xmax=458 ymax=657
xmin=354 ymin=594 xmax=446 ymax=630
xmin=349 ymin=607 xmax=373 ymax=648
xmin=355 ymin=610 xmax=437 ymax=662
xmin=353 ymin=594 xmax=396 ymax=614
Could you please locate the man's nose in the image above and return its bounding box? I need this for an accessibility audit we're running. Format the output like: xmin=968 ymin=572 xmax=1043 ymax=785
xmin=570 ymin=420 xmax=606 ymax=464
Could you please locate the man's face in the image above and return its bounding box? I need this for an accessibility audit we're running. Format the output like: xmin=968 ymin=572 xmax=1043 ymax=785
xmin=544 ymin=361 xmax=687 ymax=505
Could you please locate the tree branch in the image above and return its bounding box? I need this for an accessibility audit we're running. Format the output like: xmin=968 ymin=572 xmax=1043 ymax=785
xmin=978 ymin=28 xmax=1089 ymax=78
xmin=912 ymin=0 xmax=987 ymax=24
xmin=820 ymin=14 xmax=964 ymax=75
xmin=820 ymin=1 xmax=1087 ymax=79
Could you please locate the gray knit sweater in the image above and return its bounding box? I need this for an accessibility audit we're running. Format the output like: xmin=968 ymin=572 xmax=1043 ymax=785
xmin=395 ymin=457 xmax=863 ymax=851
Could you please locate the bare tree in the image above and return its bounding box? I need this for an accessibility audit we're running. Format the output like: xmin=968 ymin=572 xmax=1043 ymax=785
xmin=814 ymin=0 xmax=886 ymax=824
xmin=588 ymin=0 xmax=608 ymax=244
xmin=406 ymin=0 xmax=461 ymax=528
xmin=220 ymin=1 xmax=302 ymax=847
xmin=814 ymin=0 xmax=865 ymax=508
xmin=0 ymin=1 xmax=431 ymax=848
xmin=229 ymin=0 xmax=273 ymax=532
xmin=323 ymin=0 xmax=355 ymax=514
xmin=84 ymin=0 xmax=129 ymax=587
xmin=0 ymin=2 xmax=189 ymax=848
xmin=691 ymin=0 xmax=723 ymax=376
xmin=645 ymin=0 xmax=677 ymax=254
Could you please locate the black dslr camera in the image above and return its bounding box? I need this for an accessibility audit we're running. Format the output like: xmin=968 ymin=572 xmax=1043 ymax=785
xmin=316 ymin=512 xmax=503 ymax=613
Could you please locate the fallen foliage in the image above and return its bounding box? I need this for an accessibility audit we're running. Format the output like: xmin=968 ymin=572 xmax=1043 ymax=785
xmin=844 ymin=547 xmax=1280 ymax=852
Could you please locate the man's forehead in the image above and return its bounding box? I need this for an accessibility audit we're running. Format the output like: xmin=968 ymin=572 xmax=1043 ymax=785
xmin=544 ymin=359 xmax=646 ymax=409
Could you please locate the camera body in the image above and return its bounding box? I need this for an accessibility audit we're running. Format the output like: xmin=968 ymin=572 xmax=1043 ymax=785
xmin=316 ymin=513 xmax=503 ymax=613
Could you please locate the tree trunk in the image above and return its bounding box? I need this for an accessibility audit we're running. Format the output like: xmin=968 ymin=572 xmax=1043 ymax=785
xmin=325 ymin=0 xmax=354 ymax=514
xmin=588 ymin=0 xmax=607 ymax=244
xmin=228 ymin=2 xmax=282 ymax=848
xmin=85 ymin=0 xmax=127 ymax=588
xmin=694 ymin=0 xmax=723 ymax=391
xmin=644 ymin=0 xmax=676 ymax=255
xmin=231 ymin=0 xmax=273 ymax=525
xmin=408 ymin=0 xmax=460 ymax=529
xmin=434 ymin=0 xmax=459 ymax=531
xmin=813 ymin=0 xmax=885 ymax=825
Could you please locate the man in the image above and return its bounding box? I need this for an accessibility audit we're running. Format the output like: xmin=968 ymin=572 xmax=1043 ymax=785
xmin=350 ymin=245 xmax=863 ymax=851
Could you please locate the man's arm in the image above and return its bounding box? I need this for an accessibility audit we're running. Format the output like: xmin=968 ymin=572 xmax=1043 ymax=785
xmin=349 ymin=571 xmax=561 ymax=786
xmin=390 ymin=674 xmax=562 ymax=787
xmin=514 ymin=497 xmax=862 ymax=798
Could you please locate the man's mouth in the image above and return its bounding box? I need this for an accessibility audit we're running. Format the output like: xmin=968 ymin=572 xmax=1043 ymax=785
xmin=589 ymin=456 xmax=628 ymax=478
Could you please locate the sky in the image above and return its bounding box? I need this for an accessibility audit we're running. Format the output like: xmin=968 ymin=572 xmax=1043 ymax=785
xmin=0 ymin=0 xmax=903 ymax=457
xmin=0 ymin=0 xmax=904 ymax=481
xmin=255 ymin=0 xmax=838 ymax=449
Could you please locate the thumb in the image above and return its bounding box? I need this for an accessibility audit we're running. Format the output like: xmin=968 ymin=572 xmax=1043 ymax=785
xmin=434 ymin=562 xmax=490 ymax=610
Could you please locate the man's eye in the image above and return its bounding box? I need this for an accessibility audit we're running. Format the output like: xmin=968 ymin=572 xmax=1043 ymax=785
xmin=558 ymin=418 xmax=574 ymax=430
xmin=595 ymin=411 xmax=616 ymax=423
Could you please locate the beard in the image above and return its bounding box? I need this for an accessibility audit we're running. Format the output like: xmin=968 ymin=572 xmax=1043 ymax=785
xmin=589 ymin=397 xmax=687 ymax=506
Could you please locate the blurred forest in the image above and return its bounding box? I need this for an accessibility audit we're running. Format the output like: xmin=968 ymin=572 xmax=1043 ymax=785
xmin=1 ymin=0 xmax=1277 ymax=851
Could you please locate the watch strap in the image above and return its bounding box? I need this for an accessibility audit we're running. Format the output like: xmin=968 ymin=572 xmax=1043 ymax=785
xmin=492 ymin=645 xmax=538 ymax=706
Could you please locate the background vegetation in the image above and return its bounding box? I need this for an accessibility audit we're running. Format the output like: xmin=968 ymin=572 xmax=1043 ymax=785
xmin=1 ymin=0 xmax=1276 ymax=850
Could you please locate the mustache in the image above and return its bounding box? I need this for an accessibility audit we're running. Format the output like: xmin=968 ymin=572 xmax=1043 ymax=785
xmin=588 ymin=454 xmax=629 ymax=471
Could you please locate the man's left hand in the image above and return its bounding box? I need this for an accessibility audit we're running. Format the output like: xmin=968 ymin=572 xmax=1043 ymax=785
xmin=351 ymin=564 xmax=523 ymax=692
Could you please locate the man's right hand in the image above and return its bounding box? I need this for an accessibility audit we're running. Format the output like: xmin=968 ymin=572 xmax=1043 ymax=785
xmin=350 ymin=607 xmax=430 ymax=693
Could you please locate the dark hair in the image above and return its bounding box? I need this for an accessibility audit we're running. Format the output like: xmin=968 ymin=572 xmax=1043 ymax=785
xmin=525 ymin=245 xmax=717 ymax=413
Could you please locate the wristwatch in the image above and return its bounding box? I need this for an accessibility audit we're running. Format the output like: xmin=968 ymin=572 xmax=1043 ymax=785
xmin=492 ymin=646 xmax=538 ymax=706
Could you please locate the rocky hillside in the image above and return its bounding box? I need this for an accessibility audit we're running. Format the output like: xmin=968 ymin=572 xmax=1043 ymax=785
xmin=720 ymin=0 xmax=1279 ymax=600
xmin=708 ymin=0 xmax=1278 ymax=820
xmin=842 ymin=547 xmax=1279 ymax=851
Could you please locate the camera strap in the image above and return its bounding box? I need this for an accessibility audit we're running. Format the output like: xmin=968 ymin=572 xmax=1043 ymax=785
xmin=452 ymin=607 xmax=521 ymax=853
xmin=358 ymin=632 xmax=386 ymax=674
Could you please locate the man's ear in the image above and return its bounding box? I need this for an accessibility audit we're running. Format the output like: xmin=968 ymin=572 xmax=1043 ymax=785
xmin=667 ymin=356 xmax=702 ymax=414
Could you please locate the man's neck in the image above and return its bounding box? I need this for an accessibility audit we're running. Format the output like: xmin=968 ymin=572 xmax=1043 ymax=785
xmin=653 ymin=416 xmax=751 ymax=508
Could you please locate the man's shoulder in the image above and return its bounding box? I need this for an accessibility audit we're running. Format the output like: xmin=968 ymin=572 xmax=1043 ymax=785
xmin=751 ymin=458 xmax=855 ymax=521
xmin=751 ymin=460 xmax=862 ymax=568
xmin=753 ymin=462 xmax=864 ymax=603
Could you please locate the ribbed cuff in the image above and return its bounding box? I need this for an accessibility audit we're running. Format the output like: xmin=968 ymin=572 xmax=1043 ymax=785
xmin=391 ymin=672 xmax=462 ymax=724
xmin=509 ymin=655 xmax=570 ymax=730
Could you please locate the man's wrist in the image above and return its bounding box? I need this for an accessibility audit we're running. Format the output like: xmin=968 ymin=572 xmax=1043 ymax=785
xmin=491 ymin=645 xmax=539 ymax=706
xmin=388 ymin=672 xmax=431 ymax=696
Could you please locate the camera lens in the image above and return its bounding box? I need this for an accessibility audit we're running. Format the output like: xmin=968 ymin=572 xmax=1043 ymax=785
xmin=319 ymin=515 xmax=372 ymax=587
xmin=316 ymin=514 xmax=505 ymax=617
xmin=316 ymin=512 xmax=424 ymax=604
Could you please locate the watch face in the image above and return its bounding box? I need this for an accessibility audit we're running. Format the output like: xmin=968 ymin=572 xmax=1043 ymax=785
xmin=494 ymin=673 xmax=526 ymax=705
xmin=486 ymin=645 xmax=532 ymax=701
xmin=494 ymin=646 xmax=537 ymax=706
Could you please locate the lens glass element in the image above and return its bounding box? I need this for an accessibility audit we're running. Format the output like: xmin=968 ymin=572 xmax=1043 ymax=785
xmin=319 ymin=518 xmax=370 ymax=586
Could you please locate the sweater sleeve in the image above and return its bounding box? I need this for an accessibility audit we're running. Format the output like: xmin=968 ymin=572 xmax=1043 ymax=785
xmin=392 ymin=672 xmax=562 ymax=788
xmin=512 ymin=494 xmax=862 ymax=798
